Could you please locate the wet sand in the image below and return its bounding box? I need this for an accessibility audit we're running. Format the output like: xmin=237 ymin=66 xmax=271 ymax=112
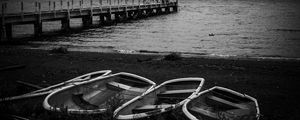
xmin=0 ymin=47 xmax=299 ymax=120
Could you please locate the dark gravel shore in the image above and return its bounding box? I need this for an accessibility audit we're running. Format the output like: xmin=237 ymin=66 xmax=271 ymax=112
xmin=0 ymin=47 xmax=299 ymax=120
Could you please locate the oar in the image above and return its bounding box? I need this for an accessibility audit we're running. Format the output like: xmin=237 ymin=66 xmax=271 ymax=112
xmin=1 ymin=114 xmax=29 ymax=120
xmin=30 ymin=70 xmax=111 ymax=94
xmin=0 ymin=90 xmax=53 ymax=102
xmin=16 ymin=81 xmax=43 ymax=90
xmin=10 ymin=114 xmax=30 ymax=120
xmin=0 ymin=64 xmax=25 ymax=71
xmin=29 ymin=76 xmax=90 ymax=94
xmin=0 ymin=70 xmax=112 ymax=102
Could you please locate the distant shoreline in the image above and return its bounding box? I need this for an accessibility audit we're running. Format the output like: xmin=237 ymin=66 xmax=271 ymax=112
xmin=22 ymin=45 xmax=300 ymax=61
xmin=2 ymin=43 xmax=300 ymax=62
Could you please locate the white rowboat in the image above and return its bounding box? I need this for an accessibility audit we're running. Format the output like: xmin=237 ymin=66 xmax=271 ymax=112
xmin=182 ymin=86 xmax=260 ymax=120
xmin=114 ymin=78 xmax=205 ymax=120
xmin=43 ymin=72 xmax=156 ymax=114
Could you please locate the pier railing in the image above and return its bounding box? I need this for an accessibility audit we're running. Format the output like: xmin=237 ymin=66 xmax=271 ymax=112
xmin=0 ymin=0 xmax=178 ymax=41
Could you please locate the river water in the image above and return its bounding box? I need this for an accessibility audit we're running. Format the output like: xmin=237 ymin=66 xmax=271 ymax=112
xmin=3 ymin=0 xmax=300 ymax=59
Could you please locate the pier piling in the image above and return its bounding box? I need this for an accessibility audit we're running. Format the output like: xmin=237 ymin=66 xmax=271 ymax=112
xmin=82 ymin=15 xmax=93 ymax=27
xmin=34 ymin=15 xmax=43 ymax=37
xmin=61 ymin=18 xmax=70 ymax=31
xmin=5 ymin=23 xmax=12 ymax=40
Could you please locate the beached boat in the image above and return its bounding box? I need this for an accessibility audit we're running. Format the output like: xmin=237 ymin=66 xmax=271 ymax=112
xmin=114 ymin=78 xmax=205 ymax=120
xmin=182 ymin=86 xmax=260 ymax=120
xmin=43 ymin=72 xmax=156 ymax=114
xmin=0 ymin=70 xmax=111 ymax=102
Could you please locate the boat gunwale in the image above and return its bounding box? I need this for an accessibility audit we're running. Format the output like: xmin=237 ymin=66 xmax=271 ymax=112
xmin=43 ymin=72 xmax=156 ymax=114
xmin=113 ymin=77 xmax=205 ymax=120
xmin=182 ymin=86 xmax=260 ymax=120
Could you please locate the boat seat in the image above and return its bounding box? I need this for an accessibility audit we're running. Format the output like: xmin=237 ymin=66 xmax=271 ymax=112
xmin=71 ymin=93 xmax=98 ymax=110
xmin=225 ymin=108 xmax=252 ymax=116
xmin=132 ymin=104 xmax=172 ymax=113
xmin=207 ymin=95 xmax=248 ymax=110
xmin=157 ymin=89 xmax=195 ymax=99
xmin=106 ymin=81 xmax=146 ymax=92
xmin=189 ymin=106 xmax=218 ymax=119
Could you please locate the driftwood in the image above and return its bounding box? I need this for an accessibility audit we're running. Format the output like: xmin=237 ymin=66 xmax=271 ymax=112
xmin=0 ymin=114 xmax=30 ymax=120
xmin=136 ymin=53 xmax=182 ymax=63
xmin=0 ymin=64 xmax=25 ymax=71
xmin=10 ymin=114 xmax=30 ymax=120
xmin=16 ymin=81 xmax=43 ymax=89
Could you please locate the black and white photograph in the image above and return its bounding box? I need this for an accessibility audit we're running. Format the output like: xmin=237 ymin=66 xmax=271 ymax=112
xmin=0 ymin=0 xmax=299 ymax=119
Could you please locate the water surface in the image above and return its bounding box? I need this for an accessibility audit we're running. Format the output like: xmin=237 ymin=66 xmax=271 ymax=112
xmin=2 ymin=0 xmax=300 ymax=59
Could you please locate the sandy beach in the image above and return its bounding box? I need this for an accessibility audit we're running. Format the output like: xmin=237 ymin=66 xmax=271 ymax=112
xmin=1 ymin=0 xmax=300 ymax=119
xmin=0 ymin=46 xmax=299 ymax=120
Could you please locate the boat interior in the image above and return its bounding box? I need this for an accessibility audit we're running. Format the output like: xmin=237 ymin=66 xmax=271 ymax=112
xmin=47 ymin=74 xmax=153 ymax=111
xmin=117 ymin=80 xmax=202 ymax=115
xmin=188 ymin=88 xmax=257 ymax=119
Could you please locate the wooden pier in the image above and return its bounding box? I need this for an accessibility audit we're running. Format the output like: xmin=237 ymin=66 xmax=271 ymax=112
xmin=0 ymin=0 xmax=178 ymax=41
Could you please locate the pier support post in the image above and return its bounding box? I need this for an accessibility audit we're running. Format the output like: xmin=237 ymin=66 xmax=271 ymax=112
xmin=115 ymin=12 xmax=126 ymax=23
xmin=122 ymin=7 xmax=128 ymax=21
xmin=82 ymin=15 xmax=93 ymax=27
xmin=115 ymin=13 xmax=120 ymax=22
xmin=146 ymin=9 xmax=154 ymax=17
xmin=157 ymin=8 xmax=162 ymax=15
xmin=104 ymin=8 xmax=112 ymax=25
xmin=34 ymin=2 xmax=42 ymax=38
xmin=173 ymin=6 xmax=178 ymax=12
xmin=0 ymin=23 xmax=7 ymax=41
xmin=1 ymin=3 xmax=8 ymax=41
xmin=125 ymin=7 xmax=129 ymax=20
xmin=125 ymin=12 xmax=129 ymax=20
xmin=99 ymin=13 xmax=112 ymax=25
xmin=99 ymin=15 xmax=105 ymax=25
xmin=0 ymin=24 xmax=13 ymax=41
xmin=3 ymin=23 xmax=12 ymax=40
xmin=165 ymin=7 xmax=170 ymax=13
xmin=34 ymin=15 xmax=42 ymax=37
xmin=133 ymin=11 xmax=140 ymax=19
xmin=34 ymin=22 xmax=42 ymax=37
xmin=136 ymin=9 xmax=143 ymax=19
xmin=61 ymin=18 xmax=70 ymax=31
xmin=105 ymin=14 xmax=112 ymax=24
xmin=127 ymin=11 xmax=133 ymax=20
xmin=62 ymin=1 xmax=71 ymax=31
xmin=106 ymin=8 xmax=112 ymax=23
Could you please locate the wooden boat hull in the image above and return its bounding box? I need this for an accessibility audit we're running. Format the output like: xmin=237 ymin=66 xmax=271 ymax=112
xmin=0 ymin=70 xmax=111 ymax=102
xmin=182 ymin=86 xmax=260 ymax=120
xmin=114 ymin=78 xmax=205 ymax=120
xmin=43 ymin=72 xmax=156 ymax=114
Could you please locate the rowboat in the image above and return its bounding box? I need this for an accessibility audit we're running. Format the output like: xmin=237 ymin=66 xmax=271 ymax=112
xmin=114 ymin=78 xmax=205 ymax=120
xmin=43 ymin=72 xmax=156 ymax=114
xmin=182 ymin=86 xmax=260 ymax=120
xmin=0 ymin=70 xmax=111 ymax=102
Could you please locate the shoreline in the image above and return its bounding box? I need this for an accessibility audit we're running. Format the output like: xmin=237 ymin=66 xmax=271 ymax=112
xmin=12 ymin=43 xmax=300 ymax=62
xmin=1 ymin=47 xmax=300 ymax=120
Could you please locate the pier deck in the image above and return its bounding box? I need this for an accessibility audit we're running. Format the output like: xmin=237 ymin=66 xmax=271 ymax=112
xmin=0 ymin=0 xmax=178 ymax=41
